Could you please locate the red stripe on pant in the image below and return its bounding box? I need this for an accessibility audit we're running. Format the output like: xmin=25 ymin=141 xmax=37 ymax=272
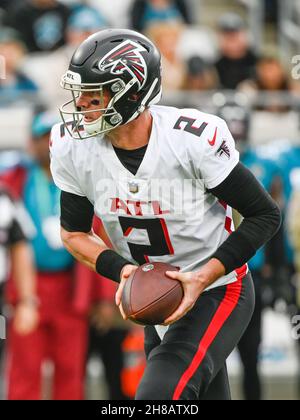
xmin=172 ymin=265 xmax=247 ymax=400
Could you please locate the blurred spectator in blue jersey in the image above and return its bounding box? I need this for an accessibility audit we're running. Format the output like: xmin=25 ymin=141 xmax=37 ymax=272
xmin=22 ymin=5 xmax=107 ymax=109
xmin=274 ymin=142 xmax=300 ymax=307
xmin=287 ymin=167 xmax=300 ymax=399
xmin=0 ymin=28 xmax=38 ymax=105
xmin=131 ymin=0 xmax=192 ymax=33
xmin=259 ymin=141 xmax=300 ymax=274
xmin=288 ymin=168 xmax=300 ymax=293
xmin=275 ymin=144 xmax=300 ymax=209
xmin=0 ymin=112 xmax=88 ymax=400
xmin=4 ymin=0 xmax=71 ymax=53
xmin=218 ymin=100 xmax=285 ymax=400
xmin=215 ymin=13 xmax=257 ymax=90
xmin=65 ymin=5 xmax=107 ymax=46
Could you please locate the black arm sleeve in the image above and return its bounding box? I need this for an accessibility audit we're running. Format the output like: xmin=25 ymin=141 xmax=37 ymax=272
xmin=209 ymin=162 xmax=282 ymax=274
xmin=60 ymin=191 xmax=94 ymax=233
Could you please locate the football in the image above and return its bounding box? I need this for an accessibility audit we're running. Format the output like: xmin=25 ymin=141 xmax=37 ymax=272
xmin=121 ymin=262 xmax=183 ymax=325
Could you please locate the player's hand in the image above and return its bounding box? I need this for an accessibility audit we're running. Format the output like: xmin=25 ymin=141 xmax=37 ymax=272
xmin=115 ymin=264 xmax=138 ymax=320
xmin=164 ymin=259 xmax=225 ymax=325
xmin=13 ymin=302 xmax=39 ymax=336
xmin=163 ymin=271 xmax=208 ymax=325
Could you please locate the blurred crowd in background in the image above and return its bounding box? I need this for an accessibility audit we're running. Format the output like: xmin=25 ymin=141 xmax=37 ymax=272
xmin=0 ymin=0 xmax=300 ymax=400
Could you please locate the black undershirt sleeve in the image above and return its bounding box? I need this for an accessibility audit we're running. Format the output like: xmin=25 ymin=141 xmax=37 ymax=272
xmin=60 ymin=191 xmax=94 ymax=233
xmin=209 ymin=162 xmax=282 ymax=274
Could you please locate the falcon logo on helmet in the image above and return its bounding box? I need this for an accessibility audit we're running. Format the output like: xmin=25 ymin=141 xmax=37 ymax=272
xmin=98 ymin=40 xmax=148 ymax=90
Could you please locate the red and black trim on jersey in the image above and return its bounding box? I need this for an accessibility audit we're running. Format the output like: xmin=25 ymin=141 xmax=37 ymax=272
xmin=137 ymin=269 xmax=255 ymax=400
xmin=172 ymin=264 xmax=247 ymax=400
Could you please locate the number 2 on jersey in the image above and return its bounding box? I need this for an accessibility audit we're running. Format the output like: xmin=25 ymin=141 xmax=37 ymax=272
xmin=118 ymin=217 xmax=174 ymax=265
xmin=174 ymin=116 xmax=208 ymax=137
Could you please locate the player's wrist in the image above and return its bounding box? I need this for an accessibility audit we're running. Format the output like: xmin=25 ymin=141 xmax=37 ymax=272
xmin=120 ymin=264 xmax=136 ymax=280
xmin=197 ymin=258 xmax=226 ymax=287
xmin=96 ymin=249 xmax=132 ymax=283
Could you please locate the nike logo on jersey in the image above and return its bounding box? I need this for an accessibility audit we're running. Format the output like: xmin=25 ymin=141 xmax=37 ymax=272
xmin=208 ymin=127 xmax=218 ymax=146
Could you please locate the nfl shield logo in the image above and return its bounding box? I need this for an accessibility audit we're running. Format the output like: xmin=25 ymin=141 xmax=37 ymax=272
xmin=128 ymin=181 xmax=139 ymax=194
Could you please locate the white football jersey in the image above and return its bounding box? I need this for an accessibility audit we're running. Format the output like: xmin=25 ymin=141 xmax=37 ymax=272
xmin=50 ymin=105 xmax=248 ymax=292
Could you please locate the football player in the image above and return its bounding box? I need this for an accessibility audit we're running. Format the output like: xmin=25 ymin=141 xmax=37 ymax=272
xmin=50 ymin=29 xmax=281 ymax=400
xmin=0 ymin=186 xmax=38 ymax=357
